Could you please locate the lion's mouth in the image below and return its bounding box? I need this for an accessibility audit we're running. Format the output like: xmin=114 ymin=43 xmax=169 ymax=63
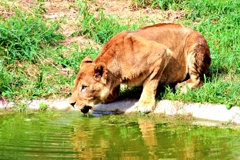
xmin=81 ymin=106 xmax=92 ymax=114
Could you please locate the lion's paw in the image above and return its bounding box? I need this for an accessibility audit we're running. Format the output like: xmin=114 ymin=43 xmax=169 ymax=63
xmin=175 ymin=83 xmax=189 ymax=94
xmin=133 ymin=100 xmax=156 ymax=114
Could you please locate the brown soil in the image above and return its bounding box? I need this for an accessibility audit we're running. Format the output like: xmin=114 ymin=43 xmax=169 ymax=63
xmin=91 ymin=0 xmax=184 ymax=25
xmin=1 ymin=0 xmax=185 ymax=50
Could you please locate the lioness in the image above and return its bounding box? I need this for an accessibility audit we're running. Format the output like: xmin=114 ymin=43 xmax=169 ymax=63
xmin=69 ymin=23 xmax=211 ymax=113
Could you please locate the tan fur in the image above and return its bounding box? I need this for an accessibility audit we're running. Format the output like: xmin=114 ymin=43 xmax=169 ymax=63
xmin=69 ymin=23 xmax=211 ymax=113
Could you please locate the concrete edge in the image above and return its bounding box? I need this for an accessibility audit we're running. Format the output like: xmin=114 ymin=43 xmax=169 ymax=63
xmin=0 ymin=99 xmax=239 ymax=125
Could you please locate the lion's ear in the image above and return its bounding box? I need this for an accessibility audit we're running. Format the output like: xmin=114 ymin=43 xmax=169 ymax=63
xmin=80 ymin=56 xmax=93 ymax=68
xmin=94 ymin=62 xmax=107 ymax=84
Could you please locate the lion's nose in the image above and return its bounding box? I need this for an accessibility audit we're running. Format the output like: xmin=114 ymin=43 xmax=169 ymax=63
xmin=81 ymin=106 xmax=92 ymax=114
xmin=70 ymin=102 xmax=76 ymax=108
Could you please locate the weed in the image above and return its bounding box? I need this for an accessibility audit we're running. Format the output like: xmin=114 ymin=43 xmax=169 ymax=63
xmin=0 ymin=61 xmax=11 ymax=97
xmin=39 ymin=103 xmax=48 ymax=111
xmin=15 ymin=102 xmax=28 ymax=112
xmin=36 ymin=71 xmax=44 ymax=89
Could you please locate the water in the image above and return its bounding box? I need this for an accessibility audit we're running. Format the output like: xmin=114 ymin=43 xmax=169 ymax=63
xmin=0 ymin=111 xmax=239 ymax=159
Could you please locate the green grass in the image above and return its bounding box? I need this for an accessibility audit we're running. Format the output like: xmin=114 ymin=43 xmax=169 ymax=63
xmin=131 ymin=0 xmax=185 ymax=10
xmin=75 ymin=1 xmax=134 ymax=44
xmin=0 ymin=0 xmax=239 ymax=110
xmin=0 ymin=2 xmax=64 ymax=101
xmin=0 ymin=9 xmax=63 ymax=63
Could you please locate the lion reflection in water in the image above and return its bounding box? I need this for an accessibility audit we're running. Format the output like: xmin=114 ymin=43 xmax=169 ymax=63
xmin=72 ymin=118 xmax=197 ymax=159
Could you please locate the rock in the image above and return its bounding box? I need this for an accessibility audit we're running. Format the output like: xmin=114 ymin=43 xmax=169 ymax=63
xmin=0 ymin=98 xmax=239 ymax=125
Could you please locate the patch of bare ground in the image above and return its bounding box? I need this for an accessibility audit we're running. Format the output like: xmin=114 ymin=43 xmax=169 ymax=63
xmin=40 ymin=0 xmax=184 ymax=56
xmin=1 ymin=0 xmax=185 ymax=52
xmin=42 ymin=1 xmax=101 ymax=51
xmin=0 ymin=3 xmax=14 ymax=18
xmin=87 ymin=0 xmax=185 ymax=26
xmin=1 ymin=0 xmax=101 ymax=51
xmin=40 ymin=0 xmax=185 ymax=49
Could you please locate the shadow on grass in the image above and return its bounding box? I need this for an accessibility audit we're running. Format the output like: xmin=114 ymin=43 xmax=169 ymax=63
xmin=117 ymin=83 xmax=177 ymax=101
xmin=116 ymin=70 xmax=215 ymax=102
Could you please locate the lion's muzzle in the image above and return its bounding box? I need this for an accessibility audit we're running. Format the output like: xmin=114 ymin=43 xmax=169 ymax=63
xmin=70 ymin=102 xmax=92 ymax=114
xmin=81 ymin=106 xmax=92 ymax=114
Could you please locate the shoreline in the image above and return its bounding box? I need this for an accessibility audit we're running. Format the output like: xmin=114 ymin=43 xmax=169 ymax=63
xmin=0 ymin=98 xmax=239 ymax=125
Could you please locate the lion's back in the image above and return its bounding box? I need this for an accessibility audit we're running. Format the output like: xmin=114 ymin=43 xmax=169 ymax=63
xmin=95 ymin=23 xmax=210 ymax=85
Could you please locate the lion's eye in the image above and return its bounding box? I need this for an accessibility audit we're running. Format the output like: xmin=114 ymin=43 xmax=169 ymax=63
xmin=80 ymin=85 xmax=87 ymax=92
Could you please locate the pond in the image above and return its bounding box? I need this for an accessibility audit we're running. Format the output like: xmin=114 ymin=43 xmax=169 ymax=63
xmin=0 ymin=111 xmax=239 ymax=159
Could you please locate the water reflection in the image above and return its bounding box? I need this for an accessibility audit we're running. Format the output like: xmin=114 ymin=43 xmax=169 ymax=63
xmin=138 ymin=119 xmax=158 ymax=159
xmin=71 ymin=114 xmax=240 ymax=159
xmin=0 ymin=112 xmax=239 ymax=159
xmin=72 ymin=124 xmax=107 ymax=159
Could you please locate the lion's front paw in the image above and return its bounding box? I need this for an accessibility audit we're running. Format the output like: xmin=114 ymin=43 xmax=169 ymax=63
xmin=133 ymin=99 xmax=156 ymax=114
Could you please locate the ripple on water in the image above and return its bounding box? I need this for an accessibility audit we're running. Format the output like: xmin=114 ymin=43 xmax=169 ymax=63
xmin=0 ymin=112 xmax=239 ymax=159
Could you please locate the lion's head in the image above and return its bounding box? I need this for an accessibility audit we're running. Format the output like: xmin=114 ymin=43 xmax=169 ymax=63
xmin=69 ymin=57 xmax=110 ymax=113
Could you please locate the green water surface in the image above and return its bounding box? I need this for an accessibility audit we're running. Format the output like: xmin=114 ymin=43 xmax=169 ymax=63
xmin=0 ymin=111 xmax=239 ymax=159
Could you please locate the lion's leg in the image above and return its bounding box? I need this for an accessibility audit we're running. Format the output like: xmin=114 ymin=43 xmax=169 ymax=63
xmin=176 ymin=51 xmax=203 ymax=93
xmin=176 ymin=33 xmax=211 ymax=93
xmin=176 ymin=73 xmax=202 ymax=93
xmin=134 ymin=57 xmax=171 ymax=113
xmin=134 ymin=77 xmax=160 ymax=113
